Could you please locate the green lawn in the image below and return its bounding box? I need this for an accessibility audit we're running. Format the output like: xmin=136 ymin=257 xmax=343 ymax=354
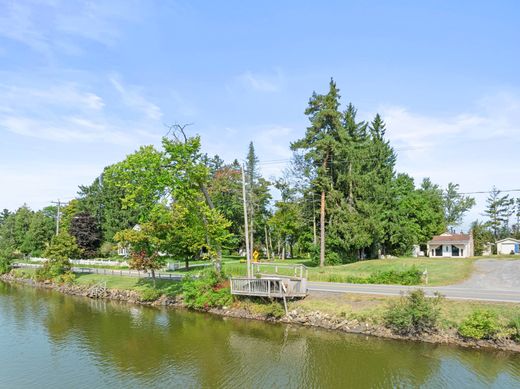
xmin=220 ymin=257 xmax=476 ymax=286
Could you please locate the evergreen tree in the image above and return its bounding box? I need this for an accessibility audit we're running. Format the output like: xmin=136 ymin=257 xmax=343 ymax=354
xmin=443 ymin=183 xmax=475 ymax=228
xmin=291 ymin=79 xmax=343 ymax=267
xmin=20 ymin=211 xmax=54 ymax=256
xmin=484 ymin=186 xmax=514 ymax=239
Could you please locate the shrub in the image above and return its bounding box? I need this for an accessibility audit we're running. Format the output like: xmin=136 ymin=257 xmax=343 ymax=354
xmin=182 ymin=270 xmax=232 ymax=310
xmin=35 ymin=257 xmax=73 ymax=281
xmin=139 ymin=288 xmax=162 ymax=302
xmin=458 ymin=310 xmax=500 ymax=340
xmin=44 ymin=232 xmax=81 ymax=260
xmin=508 ymin=316 xmax=520 ymax=342
xmin=0 ymin=251 xmax=12 ymax=275
xmin=384 ymin=289 xmax=443 ymax=335
xmin=368 ymin=267 xmax=422 ymax=285
xmin=99 ymin=242 xmax=117 ymax=258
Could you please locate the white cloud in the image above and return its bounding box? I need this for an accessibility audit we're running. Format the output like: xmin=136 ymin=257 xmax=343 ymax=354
xmin=0 ymin=0 xmax=143 ymax=56
xmin=378 ymin=92 xmax=520 ymax=158
xmin=237 ymin=70 xmax=284 ymax=92
xmin=110 ymin=76 xmax=163 ymax=121
xmin=0 ymin=79 xmax=161 ymax=146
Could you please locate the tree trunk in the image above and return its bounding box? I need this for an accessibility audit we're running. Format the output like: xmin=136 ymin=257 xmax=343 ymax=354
xmin=281 ymin=244 xmax=285 ymax=261
xmin=264 ymin=224 xmax=270 ymax=261
xmin=185 ymin=257 xmax=189 ymax=270
xmin=320 ymin=156 xmax=328 ymax=268
xmin=151 ymin=268 xmax=156 ymax=288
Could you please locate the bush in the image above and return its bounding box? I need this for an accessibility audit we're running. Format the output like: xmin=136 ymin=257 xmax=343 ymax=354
xmin=508 ymin=316 xmax=520 ymax=342
xmin=35 ymin=257 xmax=73 ymax=281
xmin=44 ymin=232 xmax=81 ymax=260
xmin=99 ymin=242 xmax=117 ymax=258
xmin=368 ymin=267 xmax=422 ymax=285
xmin=0 ymin=250 xmax=12 ymax=275
xmin=384 ymin=289 xmax=443 ymax=335
xmin=182 ymin=270 xmax=232 ymax=310
xmin=253 ymin=301 xmax=286 ymax=319
xmin=458 ymin=310 xmax=500 ymax=340
xmin=139 ymin=288 xmax=162 ymax=302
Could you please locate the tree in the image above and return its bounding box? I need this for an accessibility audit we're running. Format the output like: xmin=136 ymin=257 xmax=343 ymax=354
xmin=20 ymin=211 xmax=54 ymax=256
xmin=443 ymin=183 xmax=475 ymax=228
xmin=44 ymin=231 xmax=81 ymax=260
xmin=69 ymin=212 xmax=102 ymax=258
xmin=471 ymin=220 xmax=494 ymax=256
xmin=291 ymin=79 xmax=343 ymax=267
xmin=483 ymin=186 xmax=514 ymax=239
xmin=114 ymin=223 xmax=165 ymax=286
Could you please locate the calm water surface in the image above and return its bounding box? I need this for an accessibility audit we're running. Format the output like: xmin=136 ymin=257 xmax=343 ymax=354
xmin=1 ymin=282 xmax=519 ymax=388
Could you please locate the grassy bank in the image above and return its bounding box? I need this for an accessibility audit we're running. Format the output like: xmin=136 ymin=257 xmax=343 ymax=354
xmin=5 ymin=268 xmax=520 ymax=351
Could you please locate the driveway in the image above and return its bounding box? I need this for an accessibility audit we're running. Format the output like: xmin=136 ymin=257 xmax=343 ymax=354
xmin=453 ymin=258 xmax=520 ymax=291
xmin=307 ymin=259 xmax=520 ymax=303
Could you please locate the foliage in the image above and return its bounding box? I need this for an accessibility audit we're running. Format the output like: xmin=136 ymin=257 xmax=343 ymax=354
xmin=20 ymin=211 xmax=54 ymax=256
xmin=252 ymin=301 xmax=286 ymax=319
xmin=69 ymin=212 xmax=102 ymax=258
xmin=458 ymin=310 xmax=500 ymax=340
xmin=99 ymin=242 xmax=117 ymax=257
xmin=443 ymin=183 xmax=476 ymax=228
xmin=508 ymin=316 xmax=520 ymax=342
xmin=36 ymin=257 xmax=73 ymax=281
xmin=484 ymin=186 xmax=514 ymax=239
xmin=182 ymin=270 xmax=232 ymax=310
xmin=384 ymin=289 xmax=443 ymax=335
xmin=471 ymin=220 xmax=494 ymax=256
xmin=114 ymin=223 xmax=165 ymax=285
xmin=44 ymin=232 xmax=81 ymax=260
xmin=0 ymin=251 xmax=12 ymax=274
xmin=139 ymin=288 xmax=162 ymax=302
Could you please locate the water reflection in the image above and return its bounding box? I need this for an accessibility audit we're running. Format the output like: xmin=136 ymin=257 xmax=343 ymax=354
xmin=1 ymin=282 xmax=519 ymax=388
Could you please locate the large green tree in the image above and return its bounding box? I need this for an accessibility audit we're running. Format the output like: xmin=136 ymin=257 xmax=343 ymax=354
xmin=291 ymin=79 xmax=343 ymax=267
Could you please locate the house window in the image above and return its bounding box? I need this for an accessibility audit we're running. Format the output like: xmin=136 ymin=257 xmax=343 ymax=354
xmin=452 ymin=246 xmax=460 ymax=256
xmin=445 ymin=246 xmax=449 ymax=252
xmin=435 ymin=246 xmax=443 ymax=256
xmin=461 ymin=249 xmax=464 ymax=256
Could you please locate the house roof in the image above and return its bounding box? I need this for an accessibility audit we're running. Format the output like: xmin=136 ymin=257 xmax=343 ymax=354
xmin=496 ymin=238 xmax=520 ymax=244
xmin=428 ymin=233 xmax=471 ymax=244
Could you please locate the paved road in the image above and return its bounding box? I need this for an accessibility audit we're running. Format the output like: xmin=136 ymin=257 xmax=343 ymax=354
xmin=308 ymin=259 xmax=520 ymax=303
xmin=307 ymin=281 xmax=520 ymax=303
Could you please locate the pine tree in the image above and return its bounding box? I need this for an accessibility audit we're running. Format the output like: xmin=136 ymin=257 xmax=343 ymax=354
xmin=484 ymin=186 xmax=514 ymax=239
xmin=291 ymin=79 xmax=343 ymax=267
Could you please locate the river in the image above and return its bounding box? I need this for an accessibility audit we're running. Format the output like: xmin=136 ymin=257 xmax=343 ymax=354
xmin=1 ymin=282 xmax=519 ymax=388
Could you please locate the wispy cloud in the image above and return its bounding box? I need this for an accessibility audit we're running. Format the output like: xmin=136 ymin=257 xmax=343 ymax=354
xmin=0 ymin=0 xmax=142 ymax=56
xmin=378 ymin=92 xmax=520 ymax=156
xmin=237 ymin=70 xmax=284 ymax=92
xmin=110 ymin=75 xmax=163 ymax=121
xmin=0 ymin=79 xmax=161 ymax=145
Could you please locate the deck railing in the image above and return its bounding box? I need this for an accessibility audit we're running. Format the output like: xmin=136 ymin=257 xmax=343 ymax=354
xmin=251 ymin=263 xmax=308 ymax=279
xmin=230 ymin=277 xmax=307 ymax=298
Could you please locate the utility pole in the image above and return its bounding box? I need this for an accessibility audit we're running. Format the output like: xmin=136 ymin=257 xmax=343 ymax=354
xmin=241 ymin=165 xmax=251 ymax=278
xmin=51 ymin=199 xmax=66 ymax=235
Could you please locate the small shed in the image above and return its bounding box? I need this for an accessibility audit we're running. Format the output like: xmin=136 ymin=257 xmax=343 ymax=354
xmin=496 ymin=238 xmax=520 ymax=255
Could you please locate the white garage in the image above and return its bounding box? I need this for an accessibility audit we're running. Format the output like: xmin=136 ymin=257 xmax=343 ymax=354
xmin=496 ymin=238 xmax=520 ymax=255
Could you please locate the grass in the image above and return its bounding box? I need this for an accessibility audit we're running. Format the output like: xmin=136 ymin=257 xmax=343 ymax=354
xmin=220 ymin=257 xmax=476 ymax=286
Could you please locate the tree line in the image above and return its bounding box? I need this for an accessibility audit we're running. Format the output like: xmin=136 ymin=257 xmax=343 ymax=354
xmin=0 ymin=79 xmax=517 ymax=270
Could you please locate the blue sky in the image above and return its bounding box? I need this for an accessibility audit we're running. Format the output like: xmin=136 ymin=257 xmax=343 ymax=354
xmin=0 ymin=0 xmax=519 ymax=227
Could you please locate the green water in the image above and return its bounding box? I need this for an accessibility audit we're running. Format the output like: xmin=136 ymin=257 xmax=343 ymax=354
xmin=1 ymin=282 xmax=519 ymax=388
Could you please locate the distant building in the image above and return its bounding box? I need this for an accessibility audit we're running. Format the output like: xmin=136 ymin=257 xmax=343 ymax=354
xmin=496 ymin=238 xmax=520 ymax=255
xmin=427 ymin=232 xmax=474 ymax=258
xmin=117 ymin=224 xmax=141 ymax=256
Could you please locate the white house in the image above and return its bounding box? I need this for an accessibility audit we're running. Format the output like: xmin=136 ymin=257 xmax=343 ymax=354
xmin=496 ymin=238 xmax=520 ymax=255
xmin=427 ymin=232 xmax=474 ymax=258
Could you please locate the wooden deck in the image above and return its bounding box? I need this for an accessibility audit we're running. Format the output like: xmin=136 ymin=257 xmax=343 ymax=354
xmin=230 ymin=277 xmax=307 ymax=298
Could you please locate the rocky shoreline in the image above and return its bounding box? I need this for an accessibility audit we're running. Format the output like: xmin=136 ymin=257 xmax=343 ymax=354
xmin=2 ymin=273 xmax=519 ymax=353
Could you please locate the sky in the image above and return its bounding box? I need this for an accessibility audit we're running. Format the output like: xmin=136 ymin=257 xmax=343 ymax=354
xmin=0 ymin=0 xmax=519 ymax=228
